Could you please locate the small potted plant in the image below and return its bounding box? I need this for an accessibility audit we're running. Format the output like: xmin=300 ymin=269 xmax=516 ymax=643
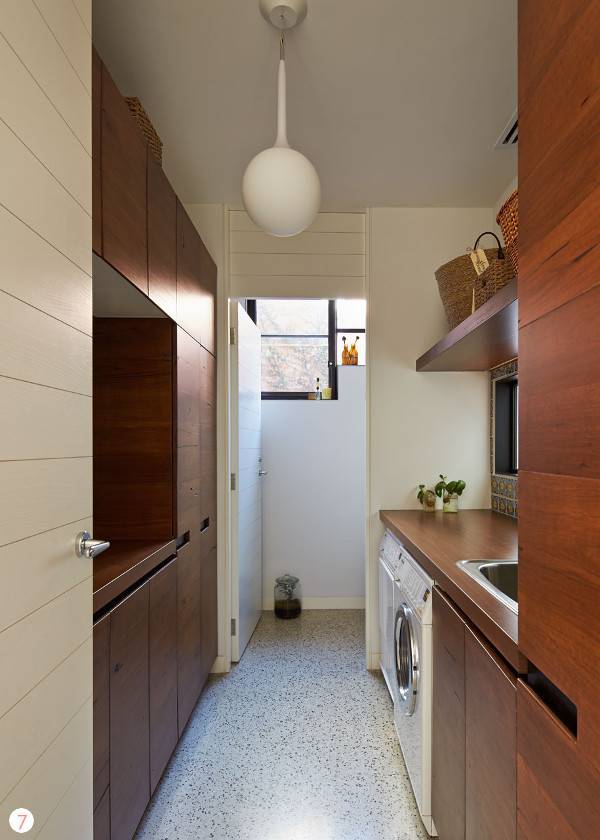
xmin=417 ymin=484 xmax=436 ymax=512
xmin=434 ymin=475 xmax=466 ymax=513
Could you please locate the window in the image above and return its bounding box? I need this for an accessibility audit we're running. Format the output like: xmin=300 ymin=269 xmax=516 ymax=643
xmin=494 ymin=376 xmax=518 ymax=474
xmin=248 ymin=298 xmax=367 ymax=399
xmin=336 ymin=299 xmax=366 ymax=365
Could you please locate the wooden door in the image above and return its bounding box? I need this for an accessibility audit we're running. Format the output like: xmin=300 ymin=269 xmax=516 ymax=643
xmin=177 ymin=538 xmax=203 ymax=734
xmin=518 ymin=2 xmax=600 ymax=833
xmin=149 ymin=558 xmax=178 ymax=793
xmin=0 ymin=4 xmax=93 ymax=835
xmin=93 ymin=615 xmax=111 ymax=821
xmin=101 ymin=62 xmax=148 ymax=294
xmin=432 ymin=587 xmax=466 ymax=840
xmin=109 ymin=584 xmax=150 ymax=840
xmin=148 ymin=155 xmax=177 ymax=320
xmin=176 ymin=201 xmax=216 ymax=352
xmin=465 ymin=627 xmax=516 ymax=840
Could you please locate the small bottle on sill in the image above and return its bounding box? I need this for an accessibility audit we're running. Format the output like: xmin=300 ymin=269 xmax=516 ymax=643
xmin=315 ymin=377 xmax=322 ymax=400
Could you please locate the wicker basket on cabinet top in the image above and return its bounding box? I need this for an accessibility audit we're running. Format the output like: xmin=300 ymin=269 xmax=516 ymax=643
xmin=496 ymin=190 xmax=518 ymax=276
xmin=125 ymin=96 xmax=163 ymax=164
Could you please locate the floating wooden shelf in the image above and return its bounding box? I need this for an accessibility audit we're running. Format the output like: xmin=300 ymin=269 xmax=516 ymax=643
xmin=416 ymin=278 xmax=518 ymax=372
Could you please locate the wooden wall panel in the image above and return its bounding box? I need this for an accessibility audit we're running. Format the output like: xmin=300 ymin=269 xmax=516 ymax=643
xmin=109 ymin=584 xmax=150 ymax=840
xmin=177 ymin=201 xmax=216 ymax=353
xmin=93 ymin=614 xmax=110 ymax=811
xmin=518 ymin=2 xmax=600 ymax=834
xmin=101 ymin=63 xmax=148 ymax=294
xmin=93 ymin=318 xmax=174 ymax=540
xmin=148 ymin=155 xmax=177 ymax=320
xmin=517 ymin=680 xmax=600 ymax=838
xmin=465 ymin=628 xmax=516 ymax=840
xmin=432 ymin=588 xmax=466 ymax=840
xmin=149 ymin=558 xmax=178 ymax=793
xmin=520 ymin=285 xmax=600 ymax=477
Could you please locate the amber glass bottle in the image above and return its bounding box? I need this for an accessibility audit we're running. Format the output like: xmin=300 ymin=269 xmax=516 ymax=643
xmin=350 ymin=335 xmax=360 ymax=365
xmin=342 ymin=335 xmax=350 ymax=366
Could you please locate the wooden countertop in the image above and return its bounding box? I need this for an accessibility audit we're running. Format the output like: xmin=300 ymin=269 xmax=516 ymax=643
xmin=380 ymin=509 xmax=526 ymax=672
xmin=93 ymin=538 xmax=177 ymax=614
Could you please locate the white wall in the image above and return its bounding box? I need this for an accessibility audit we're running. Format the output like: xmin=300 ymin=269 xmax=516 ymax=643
xmin=0 ymin=0 xmax=93 ymax=835
xmin=262 ymin=366 xmax=366 ymax=609
xmin=367 ymin=207 xmax=493 ymax=667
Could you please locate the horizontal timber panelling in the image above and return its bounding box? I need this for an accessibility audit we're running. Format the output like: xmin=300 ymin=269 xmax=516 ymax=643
xmin=0 ymin=698 xmax=91 ymax=838
xmin=229 ymin=211 xmax=367 ymax=298
xmin=0 ymin=579 xmax=90 ymax=717
xmin=0 ymin=0 xmax=91 ymax=152
xmin=0 ymin=206 xmax=91 ymax=335
xmin=0 ymin=378 xmax=91 ymax=461
xmin=230 ymin=252 xmax=365 ymax=278
xmin=0 ymin=35 xmax=91 ymax=212
xmin=230 ymin=231 xmax=365 ymax=255
xmin=0 ymin=292 xmax=92 ymax=395
xmin=229 ymin=210 xmax=365 ymax=233
xmin=0 ymin=518 xmax=92 ymax=634
xmin=0 ymin=0 xmax=92 ymax=833
xmin=0 ymin=118 xmax=91 ymax=274
xmin=0 ymin=458 xmax=92 ymax=547
xmin=0 ymin=636 xmax=92 ymax=803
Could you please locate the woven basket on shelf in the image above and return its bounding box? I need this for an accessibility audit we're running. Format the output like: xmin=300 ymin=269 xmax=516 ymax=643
xmin=435 ymin=230 xmax=512 ymax=329
xmin=125 ymin=96 xmax=163 ymax=164
xmin=496 ymin=189 xmax=518 ymax=275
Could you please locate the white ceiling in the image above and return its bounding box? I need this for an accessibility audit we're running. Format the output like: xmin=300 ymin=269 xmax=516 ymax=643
xmin=93 ymin=0 xmax=517 ymax=210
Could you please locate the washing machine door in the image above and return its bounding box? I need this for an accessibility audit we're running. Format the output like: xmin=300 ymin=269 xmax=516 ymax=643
xmin=395 ymin=603 xmax=419 ymax=716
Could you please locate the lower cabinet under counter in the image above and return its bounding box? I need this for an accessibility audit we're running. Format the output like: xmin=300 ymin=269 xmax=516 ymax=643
xmin=432 ymin=586 xmax=517 ymax=840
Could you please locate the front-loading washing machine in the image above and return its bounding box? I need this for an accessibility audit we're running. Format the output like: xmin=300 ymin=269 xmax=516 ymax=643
xmin=379 ymin=530 xmax=437 ymax=836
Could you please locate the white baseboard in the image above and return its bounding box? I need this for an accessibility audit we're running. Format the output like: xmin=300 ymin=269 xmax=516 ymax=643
xmin=210 ymin=655 xmax=231 ymax=674
xmin=262 ymin=596 xmax=365 ymax=610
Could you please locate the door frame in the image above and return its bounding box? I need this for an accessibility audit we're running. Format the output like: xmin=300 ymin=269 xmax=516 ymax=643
xmin=221 ymin=242 xmax=373 ymax=669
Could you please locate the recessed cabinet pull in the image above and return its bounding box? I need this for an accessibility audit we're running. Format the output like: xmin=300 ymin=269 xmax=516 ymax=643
xmin=200 ymin=517 xmax=210 ymax=533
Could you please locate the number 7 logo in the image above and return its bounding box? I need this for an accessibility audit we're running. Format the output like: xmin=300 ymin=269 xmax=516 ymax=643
xmin=9 ymin=809 xmax=34 ymax=834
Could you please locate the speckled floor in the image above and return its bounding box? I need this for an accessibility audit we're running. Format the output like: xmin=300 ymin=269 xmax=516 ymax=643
xmin=136 ymin=610 xmax=428 ymax=840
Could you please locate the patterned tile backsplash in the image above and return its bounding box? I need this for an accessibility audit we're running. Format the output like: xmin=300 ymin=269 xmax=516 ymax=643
xmin=490 ymin=359 xmax=518 ymax=518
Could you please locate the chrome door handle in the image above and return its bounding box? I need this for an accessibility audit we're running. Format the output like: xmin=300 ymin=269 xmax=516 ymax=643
xmin=76 ymin=531 xmax=111 ymax=559
xmin=258 ymin=469 xmax=268 ymax=476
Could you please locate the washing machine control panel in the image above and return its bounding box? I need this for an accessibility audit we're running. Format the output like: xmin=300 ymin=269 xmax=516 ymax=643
xmin=398 ymin=559 xmax=431 ymax=616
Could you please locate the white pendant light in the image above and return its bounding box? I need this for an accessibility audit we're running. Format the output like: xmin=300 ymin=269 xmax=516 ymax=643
xmin=242 ymin=0 xmax=320 ymax=238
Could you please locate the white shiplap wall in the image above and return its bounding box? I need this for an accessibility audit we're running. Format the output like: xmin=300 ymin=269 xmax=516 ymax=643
xmin=0 ymin=1 xmax=93 ymax=837
xmin=229 ymin=211 xmax=366 ymax=299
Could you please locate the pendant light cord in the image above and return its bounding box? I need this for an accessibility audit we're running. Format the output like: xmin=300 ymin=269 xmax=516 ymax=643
xmin=275 ymin=32 xmax=289 ymax=148
xmin=280 ymin=31 xmax=285 ymax=60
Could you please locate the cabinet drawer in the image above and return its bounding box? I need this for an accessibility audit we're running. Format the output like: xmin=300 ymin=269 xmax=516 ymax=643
xmin=93 ymin=613 xmax=110 ymax=812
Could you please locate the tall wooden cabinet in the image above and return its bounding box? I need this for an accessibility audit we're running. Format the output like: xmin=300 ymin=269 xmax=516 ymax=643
xmin=92 ymin=50 xmax=218 ymax=840
xmin=432 ymin=587 xmax=516 ymax=840
xmin=518 ymin=2 xmax=600 ymax=835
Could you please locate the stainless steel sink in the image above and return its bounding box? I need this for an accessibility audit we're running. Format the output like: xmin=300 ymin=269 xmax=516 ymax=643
xmin=457 ymin=559 xmax=518 ymax=613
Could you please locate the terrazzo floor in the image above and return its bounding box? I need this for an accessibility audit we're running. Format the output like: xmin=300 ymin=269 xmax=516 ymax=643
xmin=136 ymin=610 xmax=429 ymax=840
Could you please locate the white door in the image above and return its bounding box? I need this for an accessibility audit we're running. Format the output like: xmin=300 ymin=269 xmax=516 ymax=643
xmin=0 ymin=3 xmax=94 ymax=837
xmin=230 ymin=302 xmax=263 ymax=661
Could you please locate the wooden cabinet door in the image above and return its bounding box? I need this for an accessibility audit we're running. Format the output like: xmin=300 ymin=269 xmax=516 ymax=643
xmin=199 ymin=542 xmax=218 ymax=686
xmin=93 ymin=788 xmax=110 ymax=840
xmin=517 ymin=679 xmax=600 ymax=838
xmin=148 ymin=155 xmax=177 ymax=320
xmin=176 ymin=201 xmax=216 ymax=353
xmin=93 ymin=613 xmax=110 ymax=814
xmin=101 ymin=63 xmax=148 ymax=294
xmin=149 ymin=557 xmax=178 ymax=793
xmin=177 ymin=537 xmax=203 ymax=734
xmin=465 ymin=627 xmax=516 ymax=840
xmin=200 ymin=347 xmax=217 ymax=526
xmin=92 ymin=47 xmax=102 ymax=255
xmin=110 ymin=583 xmax=150 ymax=840
xmin=432 ymin=587 xmax=466 ymax=840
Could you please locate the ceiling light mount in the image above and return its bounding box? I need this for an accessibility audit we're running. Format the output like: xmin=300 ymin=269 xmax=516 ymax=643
xmin=259 ymin=0 xmax=307 ymax=31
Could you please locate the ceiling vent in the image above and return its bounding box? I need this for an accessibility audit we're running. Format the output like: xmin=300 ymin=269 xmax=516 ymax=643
xmin=496 ymin=112 xmax=518 ymax=147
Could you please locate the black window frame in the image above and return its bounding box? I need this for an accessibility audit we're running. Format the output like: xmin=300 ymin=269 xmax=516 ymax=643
xmin=494 ymin=375 xmax=519 ymax=475
xmin=248 ymin=299 xmax=338 ymax=400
